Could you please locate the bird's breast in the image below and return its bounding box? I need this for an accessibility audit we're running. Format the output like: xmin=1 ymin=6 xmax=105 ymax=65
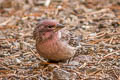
xmin=36 ymin=35 xmax=74 ymax=61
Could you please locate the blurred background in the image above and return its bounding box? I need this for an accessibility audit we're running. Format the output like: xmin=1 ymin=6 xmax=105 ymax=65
xmin=0 ymin=0 xmax=120 ymax=80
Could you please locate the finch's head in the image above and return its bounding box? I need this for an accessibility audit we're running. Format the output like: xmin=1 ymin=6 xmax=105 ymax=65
xmin=33 ymin=19 xmax=64 ymax=41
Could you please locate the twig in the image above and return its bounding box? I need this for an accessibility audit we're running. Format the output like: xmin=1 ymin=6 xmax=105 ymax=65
xmin=0 ymin=16 xmax=14 ymax=26
xmin=45 ymin=0 xmax=51 ymax=7
xmin=98 ymin=50 xmax=120 ymax=63
xmin=113 ymin=70 xmax=119 ymax=79
xmin=29 ymin=48 xmax=47 ymax=62
xmin=79 ymin=62 xmax=87 ymax=69
xmin=85 ymin=8 xmax=110 ymax=15
xmin=109 ymin=37 xmax=114 ymax=44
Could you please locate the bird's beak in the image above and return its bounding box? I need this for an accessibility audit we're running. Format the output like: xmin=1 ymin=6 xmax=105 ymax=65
xmin=54 ymin=24 xmax=65 ymax=32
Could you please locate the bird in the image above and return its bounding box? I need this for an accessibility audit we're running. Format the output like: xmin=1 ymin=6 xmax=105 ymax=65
xmin=33 ymin=19 xmax=76 ymax=62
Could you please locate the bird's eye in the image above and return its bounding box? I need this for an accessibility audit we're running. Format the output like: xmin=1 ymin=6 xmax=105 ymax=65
xmin=48 ymin=25 xmax=53 ymax=28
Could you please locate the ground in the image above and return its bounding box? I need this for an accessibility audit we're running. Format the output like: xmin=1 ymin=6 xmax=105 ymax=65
xmin=0 ymin=0 xmax=120 ymax=80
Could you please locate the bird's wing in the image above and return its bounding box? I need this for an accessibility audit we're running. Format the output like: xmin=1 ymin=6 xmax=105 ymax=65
xmin=60 ymin=28 xmax=82 ymax=48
